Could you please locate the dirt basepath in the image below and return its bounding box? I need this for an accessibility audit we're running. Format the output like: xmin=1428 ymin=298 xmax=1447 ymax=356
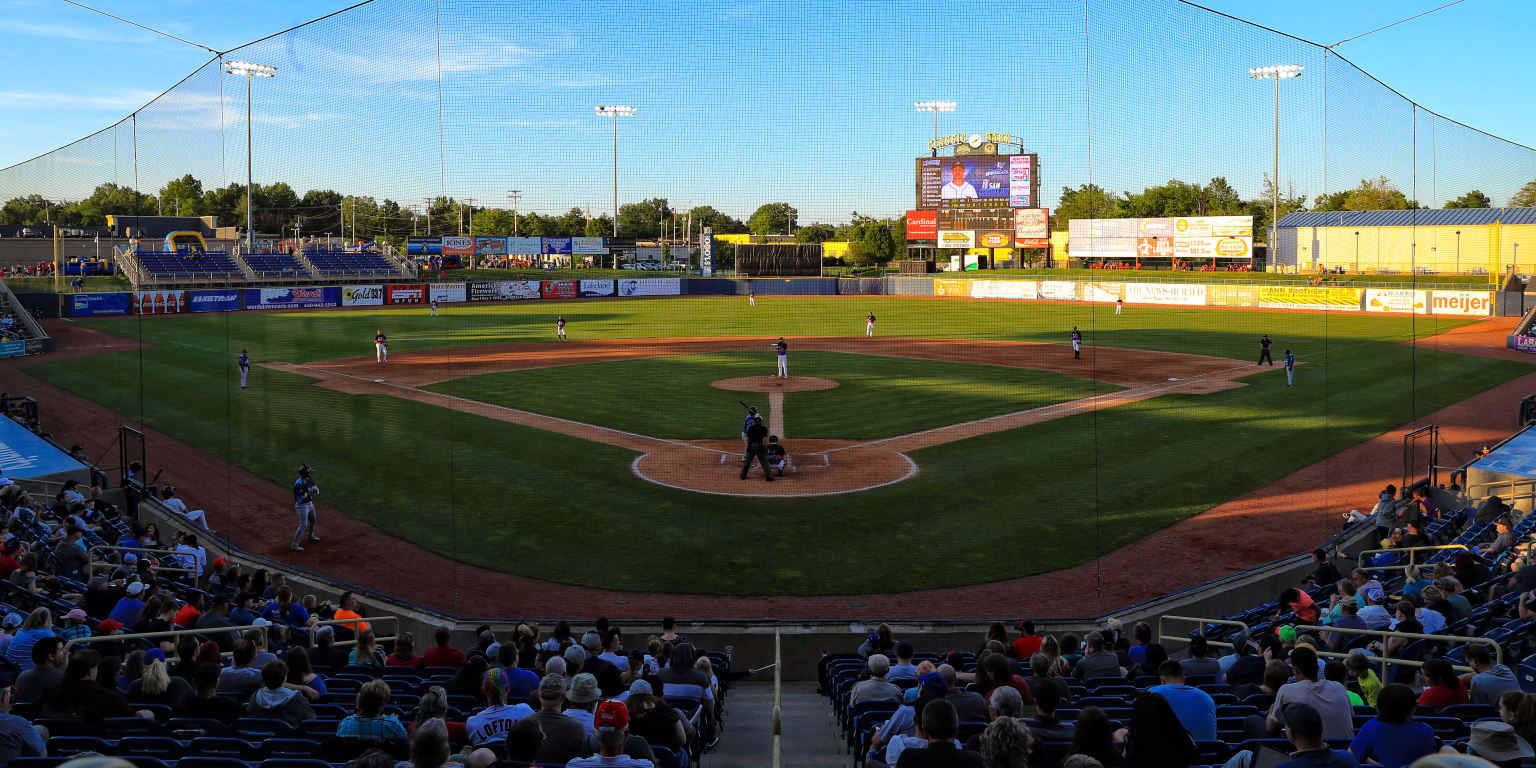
xmin=1411 ymin=316 xmax=1527 ymax=361
xmin=0 ymin=318 xmax=1528 ymax=619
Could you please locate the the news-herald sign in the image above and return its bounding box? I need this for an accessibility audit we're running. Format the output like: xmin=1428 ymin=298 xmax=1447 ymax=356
xmin=187 ymin=290 xmax=240 ymax=312
xmin=387 ymin=284 xmax=428 ymax=304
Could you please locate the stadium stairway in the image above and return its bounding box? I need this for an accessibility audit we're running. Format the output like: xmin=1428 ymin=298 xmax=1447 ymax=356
xmin=713 ymin=681 xmax=848 ymax=768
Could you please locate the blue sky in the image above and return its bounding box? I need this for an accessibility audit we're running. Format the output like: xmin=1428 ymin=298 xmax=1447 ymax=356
xmin=1 ymin=0 xmax=1533 ymax=223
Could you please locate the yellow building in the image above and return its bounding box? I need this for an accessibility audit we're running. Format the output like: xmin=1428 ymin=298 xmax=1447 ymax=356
xmin=1275 ymin=208 xmax=1536 ymax=278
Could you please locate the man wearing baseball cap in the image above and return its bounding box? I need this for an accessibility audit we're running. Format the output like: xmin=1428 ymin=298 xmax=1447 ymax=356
xmin=567 ymin=700 xmax=652 ymax=768
xmin=526 ymin=673 xmax=586 ymax=765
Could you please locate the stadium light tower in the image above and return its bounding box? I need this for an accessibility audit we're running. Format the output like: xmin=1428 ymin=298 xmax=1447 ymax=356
xmin=1249 ymin=65 xmax=1302 ymax=254
xmin=914 ymin=101 xmax=956 ymax=153
xmin=223 ymin=61 xmax=277 ymax=254
xmin=594 ymin=105 xmax=636 ymax=238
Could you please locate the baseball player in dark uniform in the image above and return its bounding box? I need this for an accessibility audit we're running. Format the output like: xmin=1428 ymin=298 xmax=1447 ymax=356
xmin=291 ymin=464 xmax=320 ymax=551
xmin=773 ymin=337 xmax=788 ymax=378
xmin=374 ymin=329 xmax=388 ymax=363
xmin=765 ymin=435 xmax=790 ymax=477
xmin=865 ymin=311 xmax=876 ymax=338
xmin=238 ymin=348 xmax=250 ymax=389
xmin=1258 ymin=334 xmax=1273 ymax=366
xmin=1071 ymin=327 xmax=1083 ymax=359
xmin=556 ymin=315 xmax=567 ymax=341
xmin=740 ymin=416 xmax=773 ymax=482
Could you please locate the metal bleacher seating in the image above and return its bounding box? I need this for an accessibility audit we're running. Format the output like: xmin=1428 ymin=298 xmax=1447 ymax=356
xmin=135 ymin=251 xmax=245 ymax=283
xmin=242 ymin=254 xmax=308 ymax=280
xmin=302 ymin=250 xmax=398 ymax=278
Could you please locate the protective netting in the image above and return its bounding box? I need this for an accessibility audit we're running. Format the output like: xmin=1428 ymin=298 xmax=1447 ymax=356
xmin=1 ymin=0 xmax=1534 ymax=621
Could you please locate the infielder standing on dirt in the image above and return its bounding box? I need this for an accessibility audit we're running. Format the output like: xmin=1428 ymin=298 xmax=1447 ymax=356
xmin=291 ymin=464 xmax=320 ymax=551
xmin=1071 ymin=327 xmax=1083 ymax=360
xmin=556 ymin=315 xmax=567 ymax=341
xmin=866 ymin=311 xmax=876 ymax=338
xmin=739 ymin=416 xmax=773 ymax=482
xmin=1284 ymin=348 xmax=1296 ymax=388
xmin=374 ymin=329 xmax=388 ymax=363
xmin=238 ymin=348 xmax=250 ymax=389
xmin=773 ymin=337 xmax=788 ymax=378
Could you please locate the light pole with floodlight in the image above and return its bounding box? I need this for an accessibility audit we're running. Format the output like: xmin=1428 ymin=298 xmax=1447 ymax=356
xmin=223 ymin=61 xmax=276 ymax=254
xmin=594 ymin=106 xmax=635 ymax=238
xmin=1249 ymin=64 xmax=1302 ymax=259
xmin=914 ymin=101 xmax=956 ymax=154
xmin=506 ymin=190 xmax=522 ymax=237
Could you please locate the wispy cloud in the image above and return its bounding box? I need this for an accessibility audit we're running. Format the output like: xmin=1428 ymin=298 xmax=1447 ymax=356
xmin=0 ymin=90 xmax=162 ymax=110
xmin=252 ymin=112 xmax=351 ymax=129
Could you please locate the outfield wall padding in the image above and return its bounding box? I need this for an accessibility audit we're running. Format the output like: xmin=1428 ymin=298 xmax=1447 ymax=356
xmin=681 ymin=278 xmax=839 ymax=296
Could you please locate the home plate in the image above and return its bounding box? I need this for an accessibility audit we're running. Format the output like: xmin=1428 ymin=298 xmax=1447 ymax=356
xmin=374 ymin=379 xmax=385 ymax=383
xmin=1168 ymin=377 xmax=1180 ymax=381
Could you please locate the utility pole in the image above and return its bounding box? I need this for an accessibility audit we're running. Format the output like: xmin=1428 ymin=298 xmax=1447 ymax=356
xmin=506 ymin=190 xmax=522 ymax=237
xmin=422 ymin=198 xmax=433 ymax=237
xmin=463 ymin=198 xmax=476 ymax=236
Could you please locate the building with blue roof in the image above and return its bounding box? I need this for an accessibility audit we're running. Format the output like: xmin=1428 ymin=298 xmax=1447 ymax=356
xmin=1273 ymin=207 xmax=1536 ymax=275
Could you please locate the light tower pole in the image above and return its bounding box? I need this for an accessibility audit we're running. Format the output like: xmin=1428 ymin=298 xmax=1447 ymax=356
xmin=506 ymin=190 xmax=523 ymax=237
xmin=914 ymin=101 xmax=956 ymax=155
xmin=1249 ymin=65 xmax=1302 ymax=253
xmin=594 ymin=105 xmax=636 ymax=238
xmin=223 ymin=61 xmax=276 ymax=254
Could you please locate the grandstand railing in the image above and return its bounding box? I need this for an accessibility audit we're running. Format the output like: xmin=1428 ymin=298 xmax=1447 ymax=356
xmin=85 ymin=545 xmax=196 ymax=577
xmin=1156 ymin=615 xmax=1250 ymax=653
xmin=772 ymin=628 xmax=782 ymax=768
xmin=1354 ymin=544 xmax=1472 ymax=575
xmin=1293 ymin=623 xmax=1500 ymax=679
xmin=1467 ymin=479 xmax=1536 ymax=518
xmin=63 ymin=615 xmax=400 ymax=655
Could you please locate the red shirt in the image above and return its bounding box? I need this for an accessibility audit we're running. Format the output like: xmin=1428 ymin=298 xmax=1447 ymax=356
xmin=422 ymin=645 xmax=467 ymax=669
xmin=387 ymin=653 xmax=424 ymax=670
xmin=1417 ymin=681 xmax=1469 ymax=710
xmin=981 ymin=675 xmax=1035 ymax=704
xmin=408 ymin=719 xmax=467 ymax=743
xmin=1011 ymin=636 xmax=1044 ymax=661
xmin=0 ymin=556 xmax=20 ymax=581
xmin=173 ymin=605 xmax=202 ymax=629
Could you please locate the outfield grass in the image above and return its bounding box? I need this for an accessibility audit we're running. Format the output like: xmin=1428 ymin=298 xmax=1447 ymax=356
xmin=24 ymin=296 xmax=1534 ymax=594
xmin=426 ymin=351 xmax=1114 ymax=439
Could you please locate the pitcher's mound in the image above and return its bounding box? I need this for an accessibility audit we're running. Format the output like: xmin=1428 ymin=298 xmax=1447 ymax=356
xmin=711 ymin=376 xmax=840 ymax=393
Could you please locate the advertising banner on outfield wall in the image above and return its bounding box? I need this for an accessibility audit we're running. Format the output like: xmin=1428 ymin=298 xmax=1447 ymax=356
xmin=1257 ymin=286 xmax=1362 ymax=311
xmin=542 ymin=237 xmax=573 ymax=255
xmin=387 ymin=284 xmax=428 ymax=304
xmin=906 ymin=210 xmax=938 ymax=240
xmin=1082 ymin=282 xmax=1123 ymax=302
xmin=72 ymin=293 xmax=128 ymax=316
xmin=1365 ymin=289 xmax=1428 ymax=314
xmin=1206 ymin=284 xmax=1257 ymax=307
xmin=1040 ymin=281 xmax=1077 ymax=300
xmin=407 ymin=237 xmax=441 ymax=255
xmin=1430 ymin=290 xmax=1494 ymax=316
xmin=571 ymin=237 xmax=607 ymax=255
xmin=617 ymin=278 xmax=680 ymax=297
xmin=469 ymin=280 xmax=541 ymax=301
xmin=442 ymin=236 xmax=474 ymax=256
xmin=970 ymin=280 xmax=1038 ymax=300
xmin=933 ymin=279 xmax=972 ymax=297
xmin=936 ymin=230 xmax=974 ymax=249
xmin=475 ymin=237 xmax=507 ymax=256
xmin=579 ymin=280 xmax=616 ymax=297
xmin=1075 ymin=238 xmax=1137 ymax=259
xmin=187 ymin=289 xmax=240 ymax=312
xmin=541 ymin=280 xmax=577 ymax=299
xmin=341 ymin=285 xmax=384 ymax=306
xmin=244 ymin=287 xmax=340 ymax=310
xmin=429 ymin=283 xmax=467 ymax=303
xmin=1126 ymin=283 xmax=1207 ymax=306
xmin=507 ymin=237 xmax=541 ymax=255
xmin=0 ymin=341 xmax=24 ymax=359
xmin=134 ymin=290 xmax=186 ymax=314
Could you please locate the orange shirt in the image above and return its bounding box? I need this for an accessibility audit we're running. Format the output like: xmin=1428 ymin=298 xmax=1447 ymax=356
xmin=334 ymin=608 xmax=369 ymax=634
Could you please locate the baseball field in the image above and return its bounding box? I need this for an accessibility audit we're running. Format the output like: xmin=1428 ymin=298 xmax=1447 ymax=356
xmin=21 ymin=294 xmax=1534 ymax=597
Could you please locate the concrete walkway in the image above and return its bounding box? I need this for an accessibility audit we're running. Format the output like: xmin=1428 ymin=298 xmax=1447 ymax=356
xmin=711 ymin=681 xmax=849 ymax=768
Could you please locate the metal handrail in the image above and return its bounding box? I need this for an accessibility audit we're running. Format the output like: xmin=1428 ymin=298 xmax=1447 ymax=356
xmin=1294 ymin=623 xmax=1500 ymax=679
xmin=65 ymin=615 xmax=400 ymax=654
xmin=1156 ymin=615 xmax=1250 ymax=652
xmin=1355 ymin=544 xmax=1470 ymax=575
xmin=772 ymin=628 xmax=782 ymax=768
xmin=85 ymin=545 xmax=195 ymax=576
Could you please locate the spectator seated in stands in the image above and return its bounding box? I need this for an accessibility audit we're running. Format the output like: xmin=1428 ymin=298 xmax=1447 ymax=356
xmin=568 ymin=700 xmax=656 ymax=768
xmin=0 ymin=682 xmax=44 ymax=764
xmin=626 ymin=680 xmax=690 ymax=753
xmin=859 ymin=623 xmax=896 ymax=659
xmin=246 ymin=658 xmax=315 ymax=726
xmin=1347 ymin=683 xmax=1437 ymax=768
xmin=160 ymin=486 xmax=210 ymax=530
xmin=974 ymin=651 xmax=1032 ymax=706
xmin=423 ymin=624 xmax=467 ymax=668
xmin=563 ymin=672 xmax=601 ymax=735
xmin=217 ymin=638 xmax=263 ymax=697
xmin=1179 ymin=635 xmax=1223 ymax=681
xmin=1022 ymin=677 xmax=1074 ymax=744
xmin=850 ymin=653 xmax=902 ymax=705
xmin=870 ymin=673 xmax=947 ymax=762
xmin=1464 ymin=720 xmax=1536 ymax=766
xmin=1480 ymin=518 xmax=1519 ymax=557
xmin=15 ymin=636 xmax=65 ymax=700
xmin=1309 ymin=548 xmax=1343 ymax=589
xmin=529 ymin=672 xmax=587 ymax=765
xmin=1227 ymin=702 xmax=1360 ymax=768
xmin=1326 ymin=599 xmax=1366 ymax=651
xmin=6 ymin=607 xmax=54 ymax=670
xmin=1117 ymin=692 xmax=1200 ymax=768
xmin=1072 ymin=631 xmax=1126 ymax=681
xmin=333 ymin=590 xmax=372 ymax=634
xmin=1417 ymin=658 xmax=1470 ymax=710
xmin=1126 ymin=621 xmax=1166 ymax=673
xmin=191 ymin=660 xmax=245 ymax=724
xmin=338 ymin=678 xmax=409 ymax=744
xmin=1252 ymin=645 xmax=1354 ymax=740
xmin=936 ymin=663 xmax=989 ymax=724
xmin=1462 ymin=643 xmax=1520 ymax=707
xmin=1150 ymin=659 xmax=1217 ymax=742
xmin=349 ymin=627 xmax=387 ymax=667
xmin=36 ymin=649 xmax=145 ymax=722
xmin=1476 ymin=495 xmax=1514 ymax=525
xmin=128 ymin=657 xmax=192 ymax=713
xmin=1027 ymin=651 xmax=1071 ymax=704
xmin=387 ymin=630 xmax=424 ymax=670
xmin=573 ymin=634 xmax=624 ymax=697
xmin=485 ymin=640 xmax=540 ymax=705
xmin=886 ymin=641 xmax=918 ymax=681
xmin=1223 ymin=632 xmax=1266 ymax=690
xmin=1344 ymin=651 xmax=1383 ymax=708
xmin=891 ymin=697 xmax=981 ymax=768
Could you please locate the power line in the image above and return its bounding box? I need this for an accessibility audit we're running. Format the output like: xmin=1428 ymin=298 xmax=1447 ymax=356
xmin=58 ymin=0 xmax=219 ymax=54
xmin=1326 ymin=0 xmax=1470 ymax=49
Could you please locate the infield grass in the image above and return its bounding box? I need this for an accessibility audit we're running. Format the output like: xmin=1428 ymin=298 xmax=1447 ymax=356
xmin=24 ymin=296 xmax=1534 ymax=595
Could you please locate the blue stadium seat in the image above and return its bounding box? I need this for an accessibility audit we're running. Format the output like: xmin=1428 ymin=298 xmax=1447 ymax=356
xmin=115 ymin=735 xmax=185 ymax=759
xmin=45 ymin=736 xmax=114 ymax=755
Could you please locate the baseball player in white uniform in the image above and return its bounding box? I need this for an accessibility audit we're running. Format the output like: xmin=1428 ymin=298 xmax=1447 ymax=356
xmin=865 ymin=311 xmax=876 ymax=337
xmin=1115 ymin=297 xmax=1123 ymax=315
xmin=374 ymin=330 xmax=388 ymax=363
xmin=748 ymin=290 xmax=755 ymax=307
xmin=773 ymin=337 xmax=788 ymax=378
xmin=429 ymin=298 xmax=439 ymax=317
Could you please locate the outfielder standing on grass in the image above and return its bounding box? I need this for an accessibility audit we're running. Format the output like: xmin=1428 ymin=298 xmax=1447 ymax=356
xmin=238 ymin=348 xmax=250 ymax=389
xmin=291 ymin=464 xmax=320 ymax=552
xmin=773 ymin=337 xmax=788 ymax=378
xmin=429 ymin=297 xmax=438 ymax=317
xmin=556 ymin=315 xmax=567 ymax=341
xmin=1285 ymin=348 xmax=1296 ymax=388
xmin=1071 ymin=326 xmax=1083 ymax=359
xmin=866 ymin=311 xmax=876 ymax=338
xmin=739 ymin=416 xmax=773 ymax=482
xmin=374 ymin=329 xmax=388 ymax=363
xmin=1115 ymin=296 xmax=1123 ymax=315
xmin=748 ymin=290 xmax=755 ymax=307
